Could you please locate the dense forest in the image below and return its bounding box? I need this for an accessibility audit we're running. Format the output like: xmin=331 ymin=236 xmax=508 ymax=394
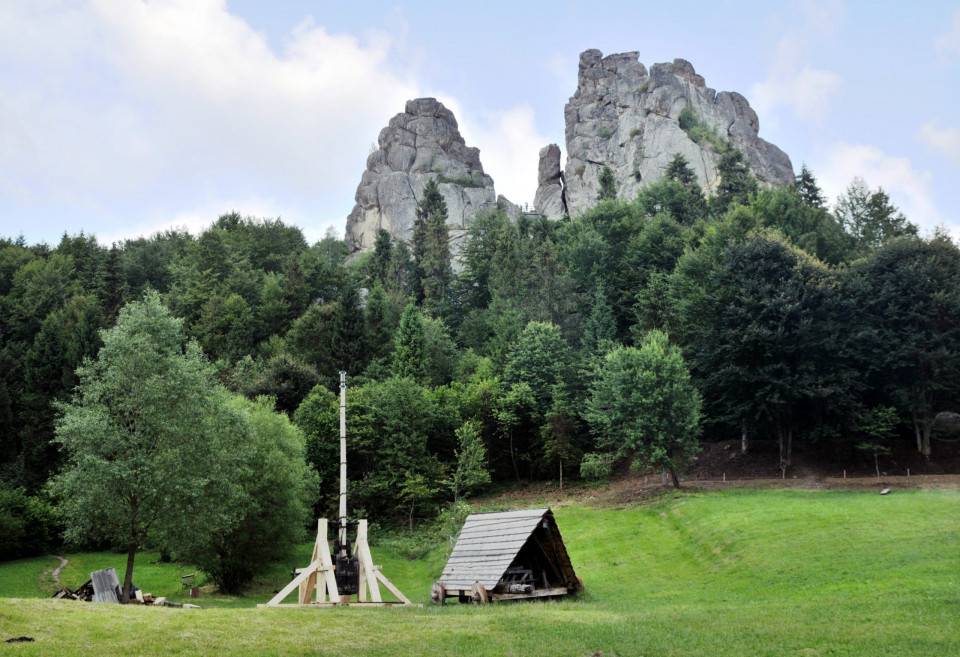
xmin=2 ymin=152 xmax=959 ymax=581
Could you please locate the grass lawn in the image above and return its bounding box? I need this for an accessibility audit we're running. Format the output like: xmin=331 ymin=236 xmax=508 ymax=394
xmin=0 ymin=488 xmax=957 ymax=656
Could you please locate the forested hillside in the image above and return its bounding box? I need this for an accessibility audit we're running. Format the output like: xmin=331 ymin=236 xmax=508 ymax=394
xmin=2 ymin=155 xmax=959 ymax=563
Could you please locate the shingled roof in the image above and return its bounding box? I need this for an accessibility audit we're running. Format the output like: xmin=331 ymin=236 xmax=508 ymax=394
xmin=438 ymin=508 xmax=579 ymax=597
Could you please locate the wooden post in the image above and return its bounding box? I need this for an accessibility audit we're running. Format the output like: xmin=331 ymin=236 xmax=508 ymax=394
xmin=355 ymin=520 xmax=381 ymax=603
xmin=338 ymin=371 xmax=347 ymax=547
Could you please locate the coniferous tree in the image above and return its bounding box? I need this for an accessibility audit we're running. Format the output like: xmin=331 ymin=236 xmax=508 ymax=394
xmin=449 ymin=420 xmax=491 ymax=501
xmin=795 ymin=165 xmax=826 ymax=209
xmin=413 ymin=180 xmax=452 ymax=315
xmin=665 ymin=153 xmax=698 ymax=187
xmin=392 ymin=303 xmax=426 ymax=381
xmin=369 ymin=229 xmax=393 ymax=285
xmin=714 ymin=149 xmax=758 ymax=214
xmin=584 ymin=282 xmax=617 ymax=353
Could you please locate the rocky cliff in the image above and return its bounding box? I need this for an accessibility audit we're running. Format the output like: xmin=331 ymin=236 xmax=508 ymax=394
xmin=345 ymin=98 xmax=498 ymax=253
xmin=544 ymin=49 xmax=794 ymax=218
xmin=347 ymin=52 xmax=795 ymax=252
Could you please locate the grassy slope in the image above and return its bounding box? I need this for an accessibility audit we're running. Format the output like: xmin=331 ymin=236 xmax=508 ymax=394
xmin=0 ymin=488 xmax=958 ymax=656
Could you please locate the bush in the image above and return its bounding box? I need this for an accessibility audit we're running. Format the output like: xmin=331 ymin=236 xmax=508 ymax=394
xmin=0 ymin=485 xmax=59 ymax=560
xmin=580 ymin=453 xmax=614 ymax=481
xmin=678 ymin=107 xmax=729 ymax=154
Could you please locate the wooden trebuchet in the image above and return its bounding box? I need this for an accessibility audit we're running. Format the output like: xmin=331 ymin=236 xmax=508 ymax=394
xmin=260 ymin=371 xmax=412 ymax=608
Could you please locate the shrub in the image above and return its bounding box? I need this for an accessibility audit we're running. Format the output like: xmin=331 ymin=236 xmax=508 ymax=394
xmin=0 ymin=485 xmax=59 ymax=560
xmin=678 ymin=107 xmax=729 ymax=154
xmin=580 ymin=453 xmax=614 ymax=481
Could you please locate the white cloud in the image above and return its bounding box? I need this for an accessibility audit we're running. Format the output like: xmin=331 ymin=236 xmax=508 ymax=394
xmin=0 ymin=1 xmax=549 ymax=241
xmin=94 ymin=197 xmax=341 ymax=246
xmin=919 ymin=121 xmax=960 ymax=165
xmin=815 ymin=142 xmax=951 ymax=236
xmin=936 ymin=9 xmax=960 ymax=60
xmin=435 ymin=97 xmax=549 ymax=208
xmin=751 ymin=2 xmax=844 ymax=124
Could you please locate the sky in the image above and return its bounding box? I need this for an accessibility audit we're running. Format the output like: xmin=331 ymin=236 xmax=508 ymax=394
xmin=1 ymin=0 xmax=959 ymax=245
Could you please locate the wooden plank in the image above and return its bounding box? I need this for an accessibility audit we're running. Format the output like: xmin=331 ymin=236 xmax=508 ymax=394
xmin=91 ymin=568 xmax=120 ymax=604
xmin=463 ymin=509 xmax=547 ymax=521
xmin=265 ymin=560 xmax=323 ymax=606
xmin=316 ymin=521 xmax=339 ymax=602
xmin=491 ymin=586 xmax=570 ymax=601
xmin=374 ymin=569 xmax=412 ymax=605
xmin=355 ymin=520 xmax=381 ymax=603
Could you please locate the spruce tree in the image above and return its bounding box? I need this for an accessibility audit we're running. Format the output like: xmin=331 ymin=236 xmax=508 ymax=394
xmin=391 ymin=303 xmax=426 ymax=381
xmin=665 ymin=153 xmax=697 ymax=187
xmin=584 ymin=282 xmax=617 ymax=352
xmin=714 ymin=149 xmax=757 ymax=214
xmin=369 ymin=229 xmax=393 ymax=285
xmin=795 ymin=164 xmax=826 ymax=209
xmin=414 ymin=180 xmax=452 ymax=316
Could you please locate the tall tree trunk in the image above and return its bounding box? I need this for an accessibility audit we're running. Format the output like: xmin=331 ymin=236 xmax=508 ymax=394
xmin=777 ymin=423 xmax=785 ymax=477
xmin=912 ymin=412 xmax=923 ymax=454
xmin=740 ymin=422 xmax=749 ymax=455
xmin=874 ymin=451 xmax=880 ymax=480
xmin=921 ymin=415 xmax=933 ymax=461
xmin=509 ymin=430 xmax=520 ymax=482
xmin=122 ymin=542 xmax=137 ymax=603
xmin=559 ymin=459 xmax=563 ymax=491
xmin=785 ymin=427 xmax=793 ymax=467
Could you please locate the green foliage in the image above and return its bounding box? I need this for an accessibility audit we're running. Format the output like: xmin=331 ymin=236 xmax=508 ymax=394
xmin=504 ymin=321 xmax=572 ymax=417
xmin=579 ymin=452 xmax=613 ymax=481
xmin=189 ymin=395 xmax=317 ymax=593
xmin=713 ymin=148 xmax=758 ymax=214
xmin=795 ymin=164 xmax=827 ymax=209
xmin=583 ymin=283 xmax=617 ymax=353
xmin=449 ymin=420 xmax=491 ymax=501
xmin=392 ymin=303 xmax=426 ymax=382
xmin=665 ymin=153 xmax=698 ymax=186
xmin=836 ymin=178 xmax=918 ymax=255
xmin=413 ymin=179 xmax=453 ymax=316
xmin=51 ymin=292 xmax=248 ymax=599
xmin=585 ymin=332 xmax=701 ymax=486
xmin=597 ymin=165 xmax=618 ymax=201
xmin=678 ymin=107 xmax=730 ymax=154
xmin=845 ymin=235 xmax=960 ymax=457
xmin=0 ymin=485 xmax=59 ymax=560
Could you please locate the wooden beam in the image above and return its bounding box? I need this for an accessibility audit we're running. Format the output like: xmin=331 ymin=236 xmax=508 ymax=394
xmin=265 ymin=560 xmax=324 ymax=606
xmin=355 ymin=520 xmax=382 ymax=603
xmin=374 ymin=569 xmax=412 ymax=605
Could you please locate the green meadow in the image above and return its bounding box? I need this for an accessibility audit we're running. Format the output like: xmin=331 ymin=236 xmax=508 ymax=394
xmin=1 ymin=488 xmax=957 ymax=656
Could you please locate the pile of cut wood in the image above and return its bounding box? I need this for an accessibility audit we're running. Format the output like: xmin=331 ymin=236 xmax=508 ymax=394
xmin=52 ymin=567 xmax=199 ymax=608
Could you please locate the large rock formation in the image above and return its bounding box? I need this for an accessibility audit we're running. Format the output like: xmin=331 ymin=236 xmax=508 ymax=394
xmin=346 ymin=98 xmax=497 ymax=252
xmin=555 ymin=49 xmax=794 ymax=218
xmin=533 ymin=144 xmax=567 ymax=220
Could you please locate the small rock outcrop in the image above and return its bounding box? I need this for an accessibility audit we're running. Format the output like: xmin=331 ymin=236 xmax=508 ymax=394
xmin=562 ymin=49 xmax=794 ymax=217
xmin=346 ymin=98 xmax=497 ymax=252
xmin=533 ymin=144 xmax=567 ymax=219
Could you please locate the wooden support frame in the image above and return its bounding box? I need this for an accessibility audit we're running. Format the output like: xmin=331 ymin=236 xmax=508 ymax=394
xmin=260 ymin=518 xmax=412 ymax=608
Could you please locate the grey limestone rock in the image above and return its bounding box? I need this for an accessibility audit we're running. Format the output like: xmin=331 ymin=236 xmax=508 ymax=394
xmin=562 ymin=50 xmax=794 ymax=218
xmin=345 ymin=98 xmax=497 ymax=252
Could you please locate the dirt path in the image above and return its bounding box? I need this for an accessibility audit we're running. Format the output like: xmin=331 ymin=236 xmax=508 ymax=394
xmin=51 ymin=556 xmax=68 ymax=589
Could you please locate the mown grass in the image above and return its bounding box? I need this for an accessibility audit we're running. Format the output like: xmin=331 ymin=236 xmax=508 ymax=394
xmin=1 ymin=488 xmax=957 ymax=656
